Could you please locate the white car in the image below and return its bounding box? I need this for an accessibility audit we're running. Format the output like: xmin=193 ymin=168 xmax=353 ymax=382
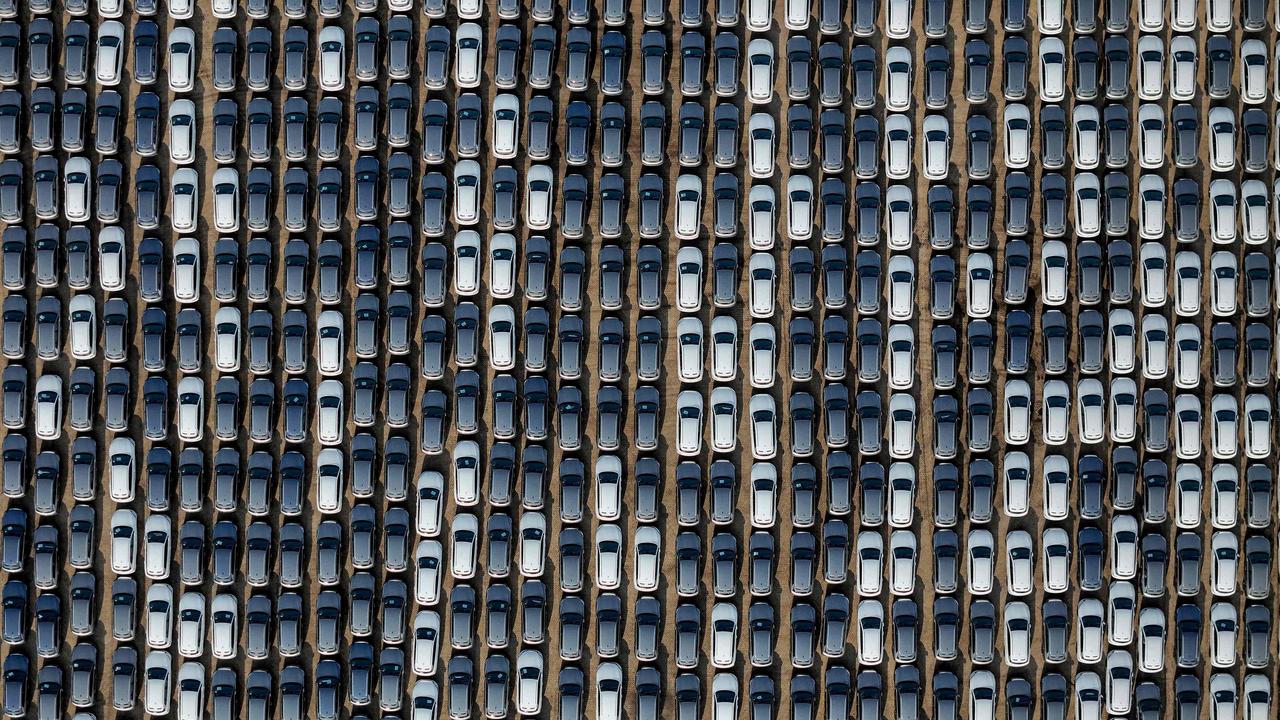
xmin=146 ymin=584 xmax=174 ymax=649
xmin=1241 ymin=42 xmax=1268 ymax=104
xmin=594 ymin=455 xmax=623 ymax=521
xmin=415 ymin=540 xmax=444 ymax=605
xmin=449 ymin=513 xmax=479 ymax=579
xmin=210 ymin=594 xmax=237 ymax=660
xmin=1105 ymin=650 xmax=1134 ymax=714
xmin=176 ymin=662 xmax=204 ymax=720
xmin=94 ymin=227 xmax=128 ymax=293
xmin=594 ymin=523 xmax=623 ymax=589
xmin=1169 ymin=36 xmax=1197 ymax=100
xmin=315 ymin=380 xmax=345 ymax=446
xmin=1174 ymin=394 xmax=1203 ymax=459
xmin=491 ymin=94 xmax=520 ymax=159
xmin=487 ymin=304 xmax=516 ymax=370
xmin=676 ymin=390 xmax=704 ymax=456
xmin=1137 ymin=607 xmax=1165 ymax=673
xmin=455 ymin=438 xmax=483 ymax=504
xmin=710 ymin=603 xmax=738 ymax=668
xmin=595 ymin=664 xmax=623 ymax=720
xmin=1110 ymin=515 xmax=1140 ymax=579
xmin=749 ymin=112 xmax=776 ymax=178
xmin=1003 ymin=379 xmax=1032 ymax=445
xmin=886 ymin=324 xmax=915 ymax=389
xmin=966 ymin=252 xmax=994 ymax=317
xmin=675 ymin=174 xmax=703 ymax=239
xmin=746 ymin=39 xmax=774 ymax=103
xmin=1241 ymin=179 xmax=1269 ymax=244
xmin=144 ymin=514 xmax=171 ymax=580
xmin=888 ymin=463 xmax=916 ymax=528
xmin=176 ymin=593 xmax=205 ymax=658
xmin=885 ymin=184 xmax=913 ymax=250
xmin=1076 ymin=378 xmax=1106 ymax=444
xmin=1042 ymin=527 xmax=1071 ymax=593
xmin=1042 ymin=455 xmax=1071 ymax=520
xmin=67 ymin=294 xmax=96 ymax=360
xmin=169 ymin=237 xmax=201 ymax=303
xmin=1138 ymin=105 xmax=1167 ymax=168
xmin=887 ymin=394 xmax=915 ymax=459
xmin=318 ymin=25 xmax=346 ymax=91
xmin=1110 ymin=377 xmax=1139 ymax=442
xmin=1138 ymin=174 xmax=1166 ymax=238
xmin=455 ymin=23 xmax=483 ymax=89
xmin=1208 ymin=106 xmax=1237 ymax=172
xmin=1039 ymin=0 xmax=1065 ymax=32
xmin=167 ymin=27 xmax=196 ymax=92
xmin=413 ymin=611 xmax=442 ymax=676
xmin=749 ymin=184 xmax=776 ymax=249
xmin=1042 ymin=380 xmax=1070 ymax=445
xmin=524 ymin=165 xmax=553 ymax=230
xmin=748 ymin=323 xmax=776 ymax=388
xmin=1004 ymin=601 xmax=1033 ymax=667
xmin=1211 ymin=533 xmax=1238 ymax=596
xmin=967 ymin=529 xmax=995 ymax=594
xmin=416 ymin=471 xmax=445 ymax=535
xmin=748 ymin=252 xmax=776 ymax=318
xmin=886 ymin=0 xmax=911 ymax=36
xmin=1167 ymin=470 xmax=1198 ymax=527
xmin=676 ymin=247 xmax=703 ymax=312
xmin=170 ymin=168 xmax=199 ymax=233
xmin=488 ymin=233 xmax=517 ymax=298
xmin=95 ymin=21 xmax=126 ymax=85
xmin=315 ymin=447 xmax=344 ymax=512
xmin=856 ymin=600 xmax=884 ymax=663
xmin=451 ymin=231 xmax=482 ymax=296
xmin=34 ymin=374 xmax=62 ymax=440
xmin=515 ymin=650 xmax=544 ymax=716
xmin=1108 ymin=582 xmax=1137 ymax=646
xmin=887 ymin=254 xmax=915 ymax=320
xmin=884 ymin=114 xmax=913 ymax=179
xmin=453 ymin=160 xmax=481 ymax=225
xmin=884 ymin=46 xmax=913 ymax=110
xmin=710 ymin=316 xmax=738 ymax=382
xmin=176 ymin=376 xmax=204 ymax=442
xmin=144 ymin=651 xmax=172 ymax=715
xmin=633 ymin=526 xmax=661 ymax=591
xmin=1039 ymin=39 xmax=1068 ymax=101
xmin=677 ymin=317 xmax=704 ymax=383
xmin=1209 ymin=251 xmax=1238 ymax=316
xmin=63 ymin=156 xmax=92 ymax=222
xmin=212 ymin=168 xmax=239 ymax=232
xmin=1005 ymin=530 xmax=1034 ymax=596
xmin=1076 ymin=599 xmax=1106 ymax=663
xmin=787 ymin=175 xmax=814 ymax=241
xmin=1073 ymin=105 xmax=1101 ymax=169
xmin=1136 ymin=35 xmax=1165 ymax=100
xmin=709 ymin=386 xmax=738 ymax=453
xmin=108 ymin=437 xmax=135 ymax=502
xmin=110 ymin=508 xmax=137 ymax=574
xmin=922 ymin=115 xmax=950 ymax=179
xmin=518 ymin=512 xmax=547 ymax=578
xmin=1005 ymin=103 xmax=1034 ymax=165
xmin=750 ymin=463 xmax=777 ymax=528
xmin=750 ymin=394 xmax=777 ymax=459
xmin=316 ymin=310 xmax=345 ymax=377
xmin=856 ymin=532 xmax=883 ymax=595
xmin=213 ymin=307 xmax=241 ymax=372
xmin=1040 ymin=240 xmax=1069 ymax=305
xmin=888 ymin=530 xmax=916 ymax=595
xmin=167 ymin=99 xmax=196 ymax=165
xmin=1210 ymin=603 xmax=1238 ymax=667
xmin=1245 ymin=394 xmax=1272 ymax=459
xmin=1209 ymin=179 xmax=1238 ymax=244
